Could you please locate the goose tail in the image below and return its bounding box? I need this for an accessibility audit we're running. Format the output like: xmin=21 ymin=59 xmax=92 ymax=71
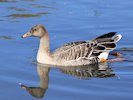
xmin=95 ymin=32 xmax=122 ymax=43
xmin=93 ymin=32 xmax=122 ymax=52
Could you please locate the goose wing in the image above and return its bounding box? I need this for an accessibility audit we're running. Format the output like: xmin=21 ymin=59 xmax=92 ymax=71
xmin=52 ymin=41 xmax=103 ymax=61
xmin=53 ymin=32 xmax=121 ymax=62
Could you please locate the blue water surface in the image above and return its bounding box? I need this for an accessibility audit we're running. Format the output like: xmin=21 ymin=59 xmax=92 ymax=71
xmin=0 ymin=0 xmax=133 ymax=100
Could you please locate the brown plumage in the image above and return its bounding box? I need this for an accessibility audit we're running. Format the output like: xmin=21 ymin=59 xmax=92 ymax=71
xmin=22 ymin=25 xmax=122 ymax=66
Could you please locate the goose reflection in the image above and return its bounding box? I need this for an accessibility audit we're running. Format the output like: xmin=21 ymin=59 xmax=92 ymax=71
xmin=20 ymin=64 xmax=50 ymax=98
xmin=20 ymin=62 xmax=115 ymax=98
xmin=60 ymin=63 xmax=115 ymax=79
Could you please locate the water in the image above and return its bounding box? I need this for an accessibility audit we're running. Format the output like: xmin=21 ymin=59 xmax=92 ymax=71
xmin=0 ymin=0 xmax=133 ymax=100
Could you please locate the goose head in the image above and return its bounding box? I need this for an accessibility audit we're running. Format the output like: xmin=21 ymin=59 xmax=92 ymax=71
xmin=22 ymin=24 xmax=48 ymax=38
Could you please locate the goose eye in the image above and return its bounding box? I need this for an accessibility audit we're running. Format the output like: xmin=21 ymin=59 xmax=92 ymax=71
xmin=34 ymin=29 xmax=37 ymax=31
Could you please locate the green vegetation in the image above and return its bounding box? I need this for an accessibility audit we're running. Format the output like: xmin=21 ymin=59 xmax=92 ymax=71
xmin=8 ymin=7 xmax=28 ymax=11
xmin=0 ymin=36 xmax=14 ymax=40
xmin=0 ymin=0 xmax=8 ymax=2
xmin=121 ymin=48 xmax=133 ymax=51
xmin=5 ymin=12 xmax=51 ymax=18
xmin=6 ymin=14 xmax=41 ymax=18
xmin=30 ymin=4 xmax=55 ymax=9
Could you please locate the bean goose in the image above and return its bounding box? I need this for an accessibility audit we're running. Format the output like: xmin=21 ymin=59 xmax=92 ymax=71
xmin=22 ymin=24 xmax=122 ymax=66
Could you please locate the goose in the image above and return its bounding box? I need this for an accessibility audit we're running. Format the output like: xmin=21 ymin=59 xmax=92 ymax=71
xmin=21 ymin=24 xmax=122 ymax=66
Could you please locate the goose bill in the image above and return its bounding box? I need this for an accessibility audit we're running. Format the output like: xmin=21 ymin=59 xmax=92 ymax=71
xmin=21 ymin=32 xmax=31 ymax=38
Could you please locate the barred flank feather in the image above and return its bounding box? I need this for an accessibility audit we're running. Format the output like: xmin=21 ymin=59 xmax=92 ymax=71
xmin=52 ymin=32 xmax=122 ymax=66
